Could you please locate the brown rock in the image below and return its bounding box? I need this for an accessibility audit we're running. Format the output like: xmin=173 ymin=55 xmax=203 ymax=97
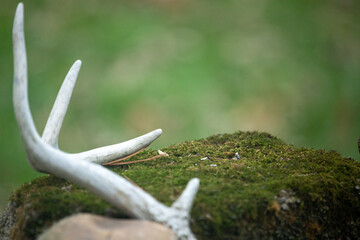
xmin=37 ymin=213 xmax=176 ymax=240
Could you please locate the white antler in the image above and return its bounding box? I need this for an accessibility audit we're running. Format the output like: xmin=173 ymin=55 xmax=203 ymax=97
xmin=12 ymin=3 xmax=199 ymax=240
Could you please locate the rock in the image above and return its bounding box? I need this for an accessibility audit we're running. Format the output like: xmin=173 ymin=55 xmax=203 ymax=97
xmin=38 ymin=214 xmax=176 ymax=240
xmin=2 ymin=131 xmax=360 ymax=239
xmin=0 ymin=201 xmax=17 ymax=240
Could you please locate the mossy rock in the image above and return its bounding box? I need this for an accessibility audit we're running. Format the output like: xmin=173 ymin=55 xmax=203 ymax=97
xmin=1 ymin=131 xmax=360 ymax=240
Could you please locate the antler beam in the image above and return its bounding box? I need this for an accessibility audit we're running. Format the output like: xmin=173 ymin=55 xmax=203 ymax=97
xmin=12 ymin=3 xmax=199 ymax=240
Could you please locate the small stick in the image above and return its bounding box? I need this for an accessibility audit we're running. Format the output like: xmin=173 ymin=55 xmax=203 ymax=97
xmin=103 ymin=146 xmax=149 ymax=165
xmin=123 ymin=175 xmax=142 ymax=190
xmin=107 ymin=154 xmax=167 ymax=165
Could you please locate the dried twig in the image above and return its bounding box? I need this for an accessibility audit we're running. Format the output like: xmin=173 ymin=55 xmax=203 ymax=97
xmin=107 ymin=154 xmax=168 ymax=166
xmin=102 ymin=146 xmax=149 ymax=165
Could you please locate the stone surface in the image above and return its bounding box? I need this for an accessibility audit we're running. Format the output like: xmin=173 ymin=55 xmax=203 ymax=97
xmin=38 ymin=213 xmax=176 ymax=240
xmin=0 ymin=202 xmax=17 ymax=240
xmin=2 ymin=131 xmax=360 ymax=239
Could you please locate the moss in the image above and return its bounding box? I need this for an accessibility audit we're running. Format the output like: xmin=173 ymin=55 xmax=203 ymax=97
xmin=3 ymin=131 xmax=360 ymax=239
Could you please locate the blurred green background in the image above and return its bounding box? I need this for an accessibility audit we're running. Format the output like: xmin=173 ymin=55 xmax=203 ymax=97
xmin=1 ymin=0 xmax=359 ymax=209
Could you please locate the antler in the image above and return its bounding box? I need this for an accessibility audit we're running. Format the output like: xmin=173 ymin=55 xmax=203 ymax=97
xmin=12 ymin=3 xmax=199 ymax=240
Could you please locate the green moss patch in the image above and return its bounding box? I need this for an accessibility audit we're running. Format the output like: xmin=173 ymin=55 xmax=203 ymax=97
xmin=3 ymin=131 xmax=360 ymax=239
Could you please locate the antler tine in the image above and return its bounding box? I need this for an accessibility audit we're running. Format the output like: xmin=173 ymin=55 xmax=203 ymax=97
xmin=42 ymin=60 xmax=81 ymax=147
xmin=13 ymin=2 xmax=41 ymax=152
xmin=13 ymin=3 xmax=199 ymax=239
xmin=41 ymin=59 xmax=162 ymax=161
xmin=168 ymin=178 xmax=200 ymax=240
xmin=41 ymin=57 xmax=162 ymax=163
xmin=171 ymin=178 xmax=200 ymax=213
xmin=73 ymin=128 xmax=162 ymax=164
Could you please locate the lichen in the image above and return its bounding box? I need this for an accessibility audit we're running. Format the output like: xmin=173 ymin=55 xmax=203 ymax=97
xmin=2 ymin=131 xmax=360 ymax=239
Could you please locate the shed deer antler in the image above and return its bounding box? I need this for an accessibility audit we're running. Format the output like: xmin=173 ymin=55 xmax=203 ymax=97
xmin=12 ymin=3 xmax=199 ymax=240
